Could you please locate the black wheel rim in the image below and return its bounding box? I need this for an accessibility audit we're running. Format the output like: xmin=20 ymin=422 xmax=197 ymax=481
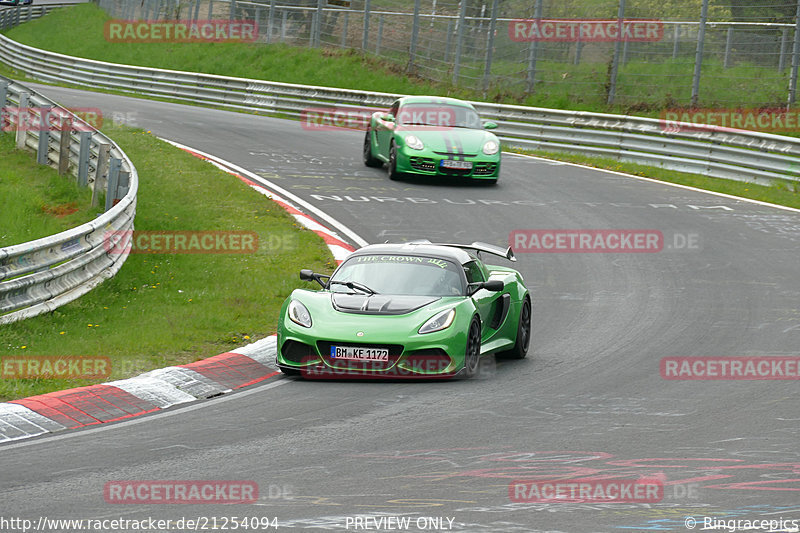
xmin=389 ymin=146 xmax=396 ymax=172
xmin=466 ymin=321 xmax=480 ymax=371
xmin=519 ymin=300 xmax=531 ymax=353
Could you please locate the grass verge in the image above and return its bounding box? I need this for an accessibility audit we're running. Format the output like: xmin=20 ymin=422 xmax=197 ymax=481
xmin=0 ymin=132 xmax=103 ymax=247
xmin=0 ymin=123 xmax=335 ymax=401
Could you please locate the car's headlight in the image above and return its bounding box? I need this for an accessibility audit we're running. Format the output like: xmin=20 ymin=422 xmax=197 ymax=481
xmin=483 ymin=140 xmax=499 ymax=155
xmin=405 ymin=135 xmax=424 ymax=150
xmin=288 ymin=300 xmax=312 ymax=328
xmin=419 ymin=308 xmax=456 ymax=334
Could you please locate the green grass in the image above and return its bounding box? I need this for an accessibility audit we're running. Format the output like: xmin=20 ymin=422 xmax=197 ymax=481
xmin=0 ymin=133 xmax=103 ymax=247
xmin=0 ymin=123 xmax=335 ymax=401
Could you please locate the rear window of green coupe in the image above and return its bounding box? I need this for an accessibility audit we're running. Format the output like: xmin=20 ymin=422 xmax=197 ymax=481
xmin=331 ymin=255 xmax=466 ymax=296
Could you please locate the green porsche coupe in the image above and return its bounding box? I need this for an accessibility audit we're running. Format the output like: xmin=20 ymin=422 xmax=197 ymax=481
xmin=276 ymin=241 xmax=531 ymax=379
xmin=363 ymin=96 xmax=501 ymax=183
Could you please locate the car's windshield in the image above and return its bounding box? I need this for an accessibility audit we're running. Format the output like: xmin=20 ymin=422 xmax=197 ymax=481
xmin=329 ymin=254 xmax=465 ymax=296
xmin=396 ymin=103 xmax=482 ymax=129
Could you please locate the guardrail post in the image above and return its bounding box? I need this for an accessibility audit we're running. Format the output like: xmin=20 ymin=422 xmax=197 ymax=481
xmin=525 ymin=0 xmax=543 ymax=93
xmin=16 ymin=92 xmax=30 ymax=151
xmin=482 ymin=0 xmax=499 ymax=95
xmin=230 ymin=0 xmax=236 ymax=21
xmin=574 ymin=35 xmax=583 ymax=65
xmin=0 ymin=81 xmax=7 ymax=129
xmin=14 ymin=5 xmax=21 ymax=27
xmin=207 ymin=0 xmax=213 ymax=19
xmin=92 ymin=142 xmax=111 ymax=208
xmin=58 ymin=117 xmax=72 ymax=176
xmin=445 ymin=19 xmax=453 ymax=62
xmin=36 ymin=106 xmax=51 ymax=166
xmin=362 ymin=0 xmax=370 ymax=51
xmin=116 ymin=170 xmax=130 ymax=203
xmin=408 ymin=0 xmax=421 ymax=73
xmin=790 ymin=0 xmax=800 ymax=105
xmin=105 ymin=157 xmax=122 ymax=212
xmin=691 ymin=0 xmax=709 ymax=107
xmin=78 ymin=131 xmax=93 ymax=187
xmin=281 ymin=9 xmax=287 ymax=42
xmin=192 ymin=0 xmax=201 ymax=22
xmin=452 ymin=0 xmax=468 ymax=85
xmin=607 ymin=0 xmax=625 ymax=105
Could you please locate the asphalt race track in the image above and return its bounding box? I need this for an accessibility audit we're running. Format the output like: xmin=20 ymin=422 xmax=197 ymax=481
xmin=1 ymin=83 xmax=799 ymax=532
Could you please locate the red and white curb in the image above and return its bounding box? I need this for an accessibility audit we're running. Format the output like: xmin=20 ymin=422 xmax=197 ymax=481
xmin=0 ymin=139 xmax=368 ymax=444
xmin=0 ymin=336 xmax=278 ymax=443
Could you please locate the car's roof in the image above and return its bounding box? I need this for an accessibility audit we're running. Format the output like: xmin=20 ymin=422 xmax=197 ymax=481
xmin=349 ymin=242 xmax=475 ymax=265
xmin=394 ymin=96 xmax=476 ymax=109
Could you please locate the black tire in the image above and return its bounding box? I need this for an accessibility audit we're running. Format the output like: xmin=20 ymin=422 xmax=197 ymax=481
xmin=499 ymin=297 xmax=531 ymax=359
xmin=463 ymin=318 xmax=481 ymax=378
xmin=387 ymin=142 xmax=402 ymax=181
xmin=363 ymin=129 xmax=382 ymax=168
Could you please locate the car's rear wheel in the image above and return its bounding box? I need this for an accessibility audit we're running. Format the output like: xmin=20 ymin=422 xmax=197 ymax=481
xmin=363 ymin=129 xmax=382 ymax=168
xmin=463 ymin=318 xmax=481 ymax=378
xmin=387 ymin=142 xmax=402 ymax=181
xmin=499 ymin=297 xmax=531 ymax=359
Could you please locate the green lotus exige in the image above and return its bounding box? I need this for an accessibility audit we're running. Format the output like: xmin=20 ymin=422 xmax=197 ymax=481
xmin=276 ymin=241 xmax=531 ymax=379
xmin=363 ymin=96 xmax=501 ymax=184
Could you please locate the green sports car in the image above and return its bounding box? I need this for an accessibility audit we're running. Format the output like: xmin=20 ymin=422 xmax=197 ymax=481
xmin=363 ymin=96 xmax=501 ymax=183
xmin=276 ymin=241 xmax=531 ymax=379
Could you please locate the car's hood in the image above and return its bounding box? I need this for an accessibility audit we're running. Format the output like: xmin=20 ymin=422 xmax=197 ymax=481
xmin=396 ymin=126 xmax=494 ymax=155
xmin=331 ymin=293 xmax=440 ymax=315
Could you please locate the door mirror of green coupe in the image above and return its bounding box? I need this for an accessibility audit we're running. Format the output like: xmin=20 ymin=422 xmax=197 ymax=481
xmin=300 ymin=269 xmax=330 ymax=288
xmin=483 ymin=121 xmax=498 ymax=130
xmin=382 ymin=113 xmax=396 ymax=123
xmin=482 ymin=280 xmax=505 ymax=291
xmin=468 ymin=279 xmax=505 ymax=295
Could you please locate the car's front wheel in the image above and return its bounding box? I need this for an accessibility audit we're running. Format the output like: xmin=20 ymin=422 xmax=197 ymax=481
xmin=499 ymin=297 xmax=531 ymax=359
xmin=463 ymin=317 xmax=481 ymax=378
xmin=387 ymin=142 xmax=402 ymax=181
xmin=363 ymin=129 xmax=382 ymax=168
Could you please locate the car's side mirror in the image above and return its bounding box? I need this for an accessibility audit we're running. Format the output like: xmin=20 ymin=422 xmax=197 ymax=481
xmin=468 ymin=279 xmax=504 ymax=295
xmin=383 ymin=114 xmax=396 ymax=123
xmin=483 ymin=121 xmax=498 ymax=130
xmin=482 ymin=280 xmax=504 ymax=291
xmin=300 ymin=269 xmax=328 ymax=288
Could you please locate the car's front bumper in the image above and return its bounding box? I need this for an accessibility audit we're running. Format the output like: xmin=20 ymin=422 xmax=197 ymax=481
xmin=397 ymin=149 xmax=500 ymax=180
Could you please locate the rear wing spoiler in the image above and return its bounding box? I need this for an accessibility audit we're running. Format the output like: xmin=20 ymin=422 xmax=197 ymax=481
xmin=408 ymin=240 xmax=516 ymax=262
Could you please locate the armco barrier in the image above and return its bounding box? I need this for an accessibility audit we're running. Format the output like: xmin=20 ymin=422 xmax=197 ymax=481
xmin=2 ymin=21 xmax=800 ymax=188
xmin=0 ymin=74 xmax=137 ymax=324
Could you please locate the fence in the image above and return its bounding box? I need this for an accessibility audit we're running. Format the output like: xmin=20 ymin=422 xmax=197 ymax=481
xmin=2 ymin=24 xmax=800 ymax=193
xmin=94 ymin=0 xmax=800 ymax=109
xmin=0 ymin=71 xmax=137 ymax=323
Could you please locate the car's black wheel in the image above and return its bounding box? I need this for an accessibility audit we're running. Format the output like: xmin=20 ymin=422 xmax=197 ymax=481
xmin=463 ymin=318 xmax=481 ymax=378
xmin=387 ymin=142 xmax=402 ymax=181
xmin=363 ymin=129 xmax=382 ymax=168
xmin=499 ymin=297 xmax=531 ymax=359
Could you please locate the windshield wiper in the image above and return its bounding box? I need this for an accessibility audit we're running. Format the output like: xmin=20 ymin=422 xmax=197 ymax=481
xmin=328 ymin=280 xmax=379 ymax=295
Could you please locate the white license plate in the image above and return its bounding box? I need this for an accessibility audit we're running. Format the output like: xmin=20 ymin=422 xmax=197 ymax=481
xmin=330 ymin=346 xmax=389 ymax=361
xmin=440 ymin=159 xmax=473 ymax=170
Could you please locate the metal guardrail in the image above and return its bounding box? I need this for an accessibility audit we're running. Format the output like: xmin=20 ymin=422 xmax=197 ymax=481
xmin=3 ymin=27 xmax=800 ymax=187
xmin=0 ymin=74 xmax=137 ymax=324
